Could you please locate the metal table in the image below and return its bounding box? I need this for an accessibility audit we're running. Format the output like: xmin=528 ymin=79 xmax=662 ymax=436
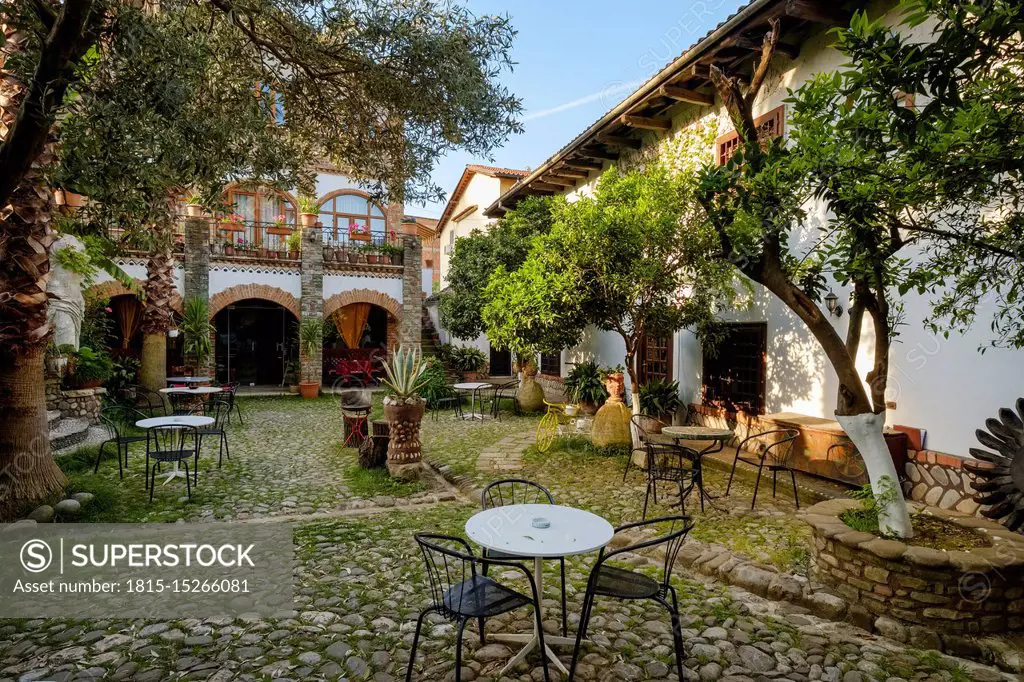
xmin=166 ymin=376 xmax=212 ymax=385
xmin=453 ymin=382 xmax=492 ymax=420
xmin=465 ymin=503 xmax=614 ymax=677
xmin=661 ymin=426 xmax=734 ymax=511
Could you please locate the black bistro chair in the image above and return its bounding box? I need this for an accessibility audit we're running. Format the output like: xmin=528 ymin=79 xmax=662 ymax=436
xmin=569 ymin=515 xmax=694 ymax=682
xmin=191 ymin=399 xmax=231 ymax=480
xmin=480 ymin=478 xmax=568 ymax=636
xmin=630 ymin=415 xmax=698 ymax=520
xmin=144 ymin=424 xmax=199 ymax=501
xmin=122 ymin=384 xmax=166 ymax=417
xmin=488 ymin=380 xmax=520 ymax=420
xmin=96 ymin=406 xmax=151 ymax=479
xmin=407 ymin=533 xmax=550 ymax=682
xmin=220 ymin=382 xmax=243 ymax=424
xmin=725 ymin=428 xmax=801 ymax=509
xmin=429 ymin=385 xmax=464 ymax=421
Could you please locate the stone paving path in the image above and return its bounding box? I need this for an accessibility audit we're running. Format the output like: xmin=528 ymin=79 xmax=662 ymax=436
xmin=477 ymin=432 xmax=533 ymax=473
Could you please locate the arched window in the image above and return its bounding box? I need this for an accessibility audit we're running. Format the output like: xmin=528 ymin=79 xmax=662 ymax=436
xmin=228 ymin=188 xmax=295 ymax=227
xmin=319 ymin=192 xmax=386 ymax=245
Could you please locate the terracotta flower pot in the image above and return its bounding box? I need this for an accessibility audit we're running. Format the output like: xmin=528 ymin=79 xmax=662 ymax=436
xmin=298 ymin=381 xmax=320 ymax=399
xmin=384 ymin=397 xmax=425 ymax=477
xmin=299 ymin=213 xmax=317 ymax=227
xmin=603 ymin=373 xmax=625 ymax=402
xmin=185 ymin=204 xmax=204 ymax=218
xmin=464 ymin=371 xmax=480 ymax=382
xmin=224 ymin=246 xmax=234 ymax=256
xmin=366 ymin=254 xmax=379 ymax=265
xmin=347 ymin=252 xmax=359 ymax=264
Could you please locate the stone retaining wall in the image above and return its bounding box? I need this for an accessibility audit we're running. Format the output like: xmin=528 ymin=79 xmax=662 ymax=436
xmin=802 ymin=499 xmax=1024 ymax=636
xmin=904 ymin=449 xmax=979 ymax=515
xmin=57 ymin=388 xmax=105 ymax=424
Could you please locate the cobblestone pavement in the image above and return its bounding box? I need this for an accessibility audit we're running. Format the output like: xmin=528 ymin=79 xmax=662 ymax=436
xmin=3 ymin=401 xmax=1016 ymax=681
xmin=0 ymin=505 xmax=1012 ymax=682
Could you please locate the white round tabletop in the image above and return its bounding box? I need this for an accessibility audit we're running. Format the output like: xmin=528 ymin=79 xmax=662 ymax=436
xmin=136 ymin=415 xmax=214 ymax=429
xmin=466 ymin=504 xmax=614 ymax=559
xmin=159 ymin=386 xmax=223 ymax=395
xmin=662 ymin=425 xmax=734 ymax=441
xmin=166 ymin=376 xmax=212 ymax=383
xmin=453 ymin=382 xmax=492 ymax=390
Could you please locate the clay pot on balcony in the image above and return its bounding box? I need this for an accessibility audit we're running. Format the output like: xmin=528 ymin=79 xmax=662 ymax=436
xmin=185 ymin=204 xmax=204 ymax=218
xmin=365 ymin=254 xmax=379 ymax=265
xmin=347 ymin=251 xmax=359 ymax=264
xmin=299 ymin=212 xmax=317 ymax=228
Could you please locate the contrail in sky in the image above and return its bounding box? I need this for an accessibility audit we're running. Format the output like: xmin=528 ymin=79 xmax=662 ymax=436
xmin=523 ymin=80 xmax=645 ymax=121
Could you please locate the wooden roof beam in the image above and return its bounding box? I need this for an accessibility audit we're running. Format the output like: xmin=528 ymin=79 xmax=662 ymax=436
xmin=540 ymin=175 xmax=576 ymax=187
xmin=531 ymin=181 xmax=565 ymax=193
xmin=564 ymin=159 xmax=604 ymax=172
xmin=657 ymin=84 xmax=713 ymax=106
xmin=783 ymin=0 xmax=852 ymax=27
xmin=619 ymin=114 xmax=671 ymax=131
xmin=728 ymin=35 xmax=800 ymax=60
xmin=597 ymin=134 xmax=641 ymax=150
xmin=578 ymin=147 xmax=619 ymax=161
xmin=549 ymin=168 xmax=588 ymax=179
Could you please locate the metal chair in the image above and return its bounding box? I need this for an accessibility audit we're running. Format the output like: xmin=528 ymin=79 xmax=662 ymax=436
xmin=725 ymin=428 xmax=802 ymax=509
xmin=145 ymin=425 xmax=199 ymax=501
xmin=480 ymin=479 xmax=568 ymax=636
xmin=429 ymin=385 xmax=463 ymax=421
xmin=192 ymin=399 xmax=231 ymax=479
xmin=168 ymin=391 xmax=196 ymax=416
xmin=568 ymin=515 xmax=694 ymax=682
xmin=630 ymin=415 xmax=698 ymax=519
xmin=96 ymin=406 xmax=150 ymax=479
xmin=488 ymin=380 xmax=520 ymax=420
xmin=407 ymin=533 xmax=550 ymax=682
xmin=623 ymin=413 xmax=668 ymax=482
xmin=220 ymin=382 xmax=243 ymax=424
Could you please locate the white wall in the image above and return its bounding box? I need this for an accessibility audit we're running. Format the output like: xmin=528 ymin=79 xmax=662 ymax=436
xmin=322 ymin=273 xmax=403 ymax=303
xmin=209 ymin=264 xmax=302 ymax=300
xmin=421 ymin=268 xmax=433 ymax=297
xmin=439 ymin=173 xmax=503 ymax=286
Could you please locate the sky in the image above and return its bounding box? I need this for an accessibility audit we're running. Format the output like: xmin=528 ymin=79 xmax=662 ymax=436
xmin=406 ymin=0 xmax=746 ymax=218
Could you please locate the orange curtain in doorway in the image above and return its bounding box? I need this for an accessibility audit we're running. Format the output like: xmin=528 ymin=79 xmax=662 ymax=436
xmin=336 ymin=303 xmax=371 ymax=349
xmin=113 ymin=297 xmax=142 ymax=349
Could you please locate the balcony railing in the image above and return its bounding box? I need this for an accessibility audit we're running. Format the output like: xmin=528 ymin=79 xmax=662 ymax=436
xmin=322 ymin=230 xmax=404 ymax=266
xmin=212 ymin=219 xmax=300 ymax=260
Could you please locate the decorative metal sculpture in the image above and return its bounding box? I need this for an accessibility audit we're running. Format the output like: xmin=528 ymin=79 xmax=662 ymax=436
xmin=964 ymin=398 xmax=1024 ymax=531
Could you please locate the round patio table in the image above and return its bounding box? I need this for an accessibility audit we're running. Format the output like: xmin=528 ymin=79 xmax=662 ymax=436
xmin=465 ymin=503 xmax=614 ymax=676
xmin=160 ymin=386 xmax=222 ymax=415
xmin=159 ymin=386 xmax=223 ymax=395
xmin=136 ymin=415 xmax=213 ymax=484
xmin=166 ymin=376 xmax=212 ymax=385
xmin=453 ymin=382 xmax=492 ymax=421
xmin=661 ymin=425 xmax=734 ymax=510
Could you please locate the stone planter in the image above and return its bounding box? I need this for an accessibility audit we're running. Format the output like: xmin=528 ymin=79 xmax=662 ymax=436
xmin=517 ymin=375 xmax=545 ymax=413
xmin=384 ymin=397 xmax=425 ymax=480
xmin=802 ymin=498 xmax=1024 ymax=636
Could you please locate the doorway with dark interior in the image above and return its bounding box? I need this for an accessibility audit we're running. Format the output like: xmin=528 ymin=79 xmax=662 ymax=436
xmin=489 ymin=344 xmax=512 ymax=377
xmin=214 ymin=299 xmax=298 ymax=386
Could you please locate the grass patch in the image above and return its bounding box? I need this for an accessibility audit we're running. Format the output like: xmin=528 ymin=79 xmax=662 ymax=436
xmin=344 ymin=464 xmax=427 ymax=498
xmin=689 ymin=511 xmax=813 ymax=574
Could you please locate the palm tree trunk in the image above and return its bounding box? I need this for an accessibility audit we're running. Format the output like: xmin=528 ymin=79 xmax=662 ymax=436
xmin=0 ymin=21 xmax=67 ymax=520
xmin=139 ymin=223 xmax=175 ymax=391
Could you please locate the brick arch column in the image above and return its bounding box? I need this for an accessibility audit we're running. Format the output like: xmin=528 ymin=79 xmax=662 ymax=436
xmin=86 ymin=279 xmax=183 ymax=314
xmin=323 ymin=288 xmax=401 ymax=320
xmin=208 ymin=284 xmax=301 ymax=319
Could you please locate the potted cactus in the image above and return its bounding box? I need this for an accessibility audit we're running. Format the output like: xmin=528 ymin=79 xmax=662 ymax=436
xmin=381 ymin=345 xmax=429 ymax=480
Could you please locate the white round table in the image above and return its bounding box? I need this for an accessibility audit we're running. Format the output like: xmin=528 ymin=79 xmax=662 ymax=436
xmin=453 ymin=382 xmax=492 ymax=420
xmin=159 ymin=386 xmax=222 ymax=395
xmin=136 ymin=415 xmax=214 ymax=483
xmin=465 ymin=503 xmax=614 ymax=676
xmin=166 ymin=376 xmax=212 ymax=385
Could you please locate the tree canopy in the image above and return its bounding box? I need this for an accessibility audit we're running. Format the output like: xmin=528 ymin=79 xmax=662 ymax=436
xmin=483 ymin=164 xmax=739 ymax=386
xmin=438 ymin=195 xmax=557 ymax=341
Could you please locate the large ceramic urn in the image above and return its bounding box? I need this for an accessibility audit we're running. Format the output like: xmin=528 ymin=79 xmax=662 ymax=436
xmin=593 ymin=372 xmax=631 ymax=448
xmin=384 ymin=396 xmax=426 ymax=480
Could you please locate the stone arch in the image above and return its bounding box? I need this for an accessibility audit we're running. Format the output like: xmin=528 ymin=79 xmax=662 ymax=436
xmin=86 ymin=279 xmax=183 ymax=314
xmin=209 ymin=284 xmax=301 ymax=319
xmin=323 ymin=289 xmax=401 ymax=320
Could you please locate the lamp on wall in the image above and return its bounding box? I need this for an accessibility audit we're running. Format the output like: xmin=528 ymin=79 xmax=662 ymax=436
xmin=824 ymin=290 xmax=843 ymax=318
xmin=167 ymin=328 xmax=180 ymax=339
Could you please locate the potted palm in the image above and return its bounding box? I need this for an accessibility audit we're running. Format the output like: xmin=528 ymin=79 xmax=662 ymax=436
xmin=181 ymin=297 xmax=213 ymax=374
xmin=565 ymin=360 xmax=607 ymax=415
xmin=451 ymin=346 xmax=487 ymax=382
xmin=381 ymin=345 xmax=429 ymax=481
xmin=298 ymin=195 xmax=319 ymax=227
xmin=638 ymin=378 xmax=681 ymax=433
xmin=298 ymin=317 xmax=323 ymax=398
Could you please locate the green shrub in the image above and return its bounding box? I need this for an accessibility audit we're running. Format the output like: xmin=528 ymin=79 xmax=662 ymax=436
xmin=564 ymin=360 xmax=607 ymax=405
xmin=447 ymin=345 xmax=488 ymax=373
xmin=841 ymin=476 xmax=900 ymax=535
xmin=418 ymin=357 xmax=451 ymax=407
xmin=67 ymin=346 xmax=114 ymax=386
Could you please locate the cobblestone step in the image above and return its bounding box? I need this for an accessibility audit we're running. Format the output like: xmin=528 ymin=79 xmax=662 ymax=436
xmin=47 ymin=409 xmax=62 ymax=426
xmin=48 ymin=417 xmax=90 ymax=451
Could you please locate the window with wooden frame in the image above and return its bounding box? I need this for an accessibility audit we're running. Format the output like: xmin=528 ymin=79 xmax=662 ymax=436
xmin=638 ymin=333 xmax=673 ymax=384
xmin=226 ymin=188 xmax=295 ymax=244
xmin=715 ymin=105 xmax=785 ymax=166
xmin=701 ymin=322 xmax=767 ymax=414
xmin=318 ymin=192 xmax=386 ymax=244
xmin=539 ymin=352 xmax=561 ymax=376
xmin=257 ymin=83 xmax=285 ymax=125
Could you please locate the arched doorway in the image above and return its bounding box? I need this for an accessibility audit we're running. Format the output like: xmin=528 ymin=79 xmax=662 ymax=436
xmin=324 ymin=303 xmax=392 ymax=383
xmin=213 ymin=299 xmax=298 ymax=386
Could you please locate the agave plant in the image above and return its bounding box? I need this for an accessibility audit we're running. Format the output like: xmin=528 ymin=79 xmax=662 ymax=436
xmin=381 ymin=345 xmax=429 ymax=400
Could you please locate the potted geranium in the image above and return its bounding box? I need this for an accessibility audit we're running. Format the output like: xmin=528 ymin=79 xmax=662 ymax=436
xmin=381 ymin=345 xmax=429 ymax=481
xmin=298 ymin=317 xmax=323 ymax=398
xmin=348 ymin=219 xmax=370 ymax=241
xmin=298 ymin=195 xmax=318 ymax=227
xmin=223 ymin=240 xmax=234 ymax=256
xmin=286 ymin=230 xmax=301 ymax=259
xmin=268 ymin=213 xmax=292 ymax=236
xmin=219 ymin=213 xmax=245 ymax=233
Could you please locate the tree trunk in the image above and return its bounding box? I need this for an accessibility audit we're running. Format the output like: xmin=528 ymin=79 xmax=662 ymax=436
xmin=140 ymin=227 xmax=175 ymax=385
xmin=0 ymin=346 xmax=68 ymax=520
xmin=140 ymin=332 xmax=167 ymax=391
xmin=836 ymin=412 xmax=912 ymax=537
